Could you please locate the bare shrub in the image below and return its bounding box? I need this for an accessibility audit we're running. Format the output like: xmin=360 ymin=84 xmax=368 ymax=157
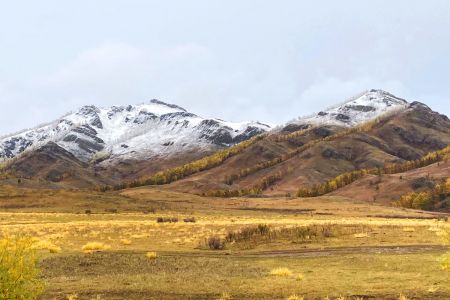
xmin=156 ymin=217 xmax=179 ymax=223
xmin=223 ymin=224 xmax=372 ymax=250
xmin=207 ymin=236 xmax=225 ymax=250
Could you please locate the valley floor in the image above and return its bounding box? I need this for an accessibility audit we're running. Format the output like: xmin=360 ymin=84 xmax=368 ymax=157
xmin=1 ymin=186 xmax=449 ymax=299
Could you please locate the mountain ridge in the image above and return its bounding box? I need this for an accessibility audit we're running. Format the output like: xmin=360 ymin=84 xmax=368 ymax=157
xmin=288 ymin=89 xmax=409 ymax=128
xmin=0 ymin=99 xmax=270 ymax=164
xmin=2 ymin=89 xmax=448 ymax=196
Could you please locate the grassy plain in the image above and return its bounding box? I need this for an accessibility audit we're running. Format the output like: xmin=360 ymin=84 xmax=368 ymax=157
xmin=0 ymin=184 xmax=449 ymax=299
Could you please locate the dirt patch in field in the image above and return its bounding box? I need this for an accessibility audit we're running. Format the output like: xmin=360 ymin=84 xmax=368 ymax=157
xmin=249 ymin=244 xmax=449 ymax=258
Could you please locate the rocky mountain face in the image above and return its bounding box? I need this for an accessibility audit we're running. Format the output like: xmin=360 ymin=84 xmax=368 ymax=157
xmin=0 ymin=99 xmax=270 ymax=164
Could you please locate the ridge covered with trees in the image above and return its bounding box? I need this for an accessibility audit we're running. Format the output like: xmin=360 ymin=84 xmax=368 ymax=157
xmin=223 ymin=117 xmax=390 ymax=186
xmin=99 ymin=134 xmax=266 ymax=191
xmin=296 ymin=145 xmax=450 ymax=197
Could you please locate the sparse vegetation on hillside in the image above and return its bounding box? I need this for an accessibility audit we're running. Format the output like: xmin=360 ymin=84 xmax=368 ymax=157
xmin=297 ymin=146 xmax=450 ymax=198
xmin=396 ymin=178 xmax=450 ymax=210
xmin=0 ymin=160 xmax=13 ymax=180
xmin=223 ymin=118 xmax=385 ymax=186
xmin=271 ymin=127 xmax=310 ymax=143
xmin=206 ymin=171 xmax=284 ymax=197
xmin=99 ymin=134 xmax=265 ymax=191
xmin=207 ymin=144 xmax=450 ymax=199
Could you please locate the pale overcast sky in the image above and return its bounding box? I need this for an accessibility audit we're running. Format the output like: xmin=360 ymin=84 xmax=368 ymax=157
xmin=1 ymin=1 xmax=450 ymax=134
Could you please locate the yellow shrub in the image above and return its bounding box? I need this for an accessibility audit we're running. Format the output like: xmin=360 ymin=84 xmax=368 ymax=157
xmin=120 ymin=239 xmax=132 ymax=245
xmin=441 ymin=252 xmax=450 ymax=271
xmin=286 ymin=295 xmax=303 ymax=300
xmin=81 ymin=242 xmax=110 ymax=253
xmin=270 ymin=267 xmax=293 ymax=277
xmin=47 ymin=244 xmax=62 ymax=253
xmin=33 ymin=240 xmax=61 ymax=253
xmin=353 ymin=233 xmax=368 ymax=238
xmin=0 ymin=237 xmax=45 ymax=299
xmin=217 ymin=292 xmax=232 ymax=300
xmin=146 ymin=251 xmax=157 ymax=259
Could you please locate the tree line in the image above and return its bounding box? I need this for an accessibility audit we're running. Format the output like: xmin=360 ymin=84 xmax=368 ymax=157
xmin=396 ymin=178 xmax=450 ymax=210
xmin=270 ymin=127 xmax=310 ymax=143
xmin=207 ymin=116 xmax=395 ymax=197
xmin=98 ymin=134 xmax=266 ymax=192
xmin=204 ymin=171 xmax=284 ymax=197
xmin=223 ymin=116 xmax=389 ymax=186
xmin=296 ymin=145 xmax=450 ymax=197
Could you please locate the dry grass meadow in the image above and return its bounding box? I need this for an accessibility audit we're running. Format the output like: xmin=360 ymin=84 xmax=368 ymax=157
xmin=1 ymin=185 xmax=449 ymax=299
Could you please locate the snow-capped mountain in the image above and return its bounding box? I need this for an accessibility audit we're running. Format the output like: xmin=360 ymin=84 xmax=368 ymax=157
xmin=292 ymin=89 xmax=409 ymax=127
xmin=0 ymin=99 xmax=270 ymax=163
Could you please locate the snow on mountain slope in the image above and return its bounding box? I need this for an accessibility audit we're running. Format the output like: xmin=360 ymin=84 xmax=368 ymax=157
xmin=292 ymin=89 xmax=409 ymax=127
xmin=0 ymin=99 xmax=270 ymax=163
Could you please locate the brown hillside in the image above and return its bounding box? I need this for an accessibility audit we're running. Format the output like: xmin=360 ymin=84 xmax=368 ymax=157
xmin=7 ymin=142 xmax=111 ymax=188
xmin=166 ymin=126 xmax=342 ymax=193
xmin=330 ymin=159 xmax=450 ymax=206
xmin=167 ymin=102 xmax=450 ymax=196
xmin=6 ymin=142 xmax=216 ymax=188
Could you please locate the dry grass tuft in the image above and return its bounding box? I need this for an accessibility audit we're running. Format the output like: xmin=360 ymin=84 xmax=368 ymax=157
xmin=398 ymin=294 xmax=409 ymax=300
xmin=120 ymin=239 xmax=132 ymax=245
xmin=33 ymin=240 xmax=61 ymax=253
xmin=81 ymin=242 xmax=110 ymax=253
xmin=286 ymin=295 xmax=304 ymax=300
xmin=47 ymin=244 xmax=62 ymax=253
xmin=353 ymin=233 xmax=368 ymax=238
xmin=270 ymin=267 xmax=293 ymax=277
xmin=217 ymin=292 xmax=232 ymax=300
xmin=427 ymin=285 xmax=438 ymax=293
xmin=146 ymin=251 xmax=157 ymax=259
xmin=402 ymin=227 xmax=415 ymax=232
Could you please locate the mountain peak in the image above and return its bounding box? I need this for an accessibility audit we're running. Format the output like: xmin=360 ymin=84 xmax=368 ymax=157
xmin=364 ymin=89 xmax=408 ymax=104
xmin=148 ymin=99 xmax=187 ymax=112
xmin=293 ymin=89 xmax=409 ymax=127
xmin=0 ymin=98 xmax=270 ymax=162
xmin=78 ymin=105 xmax=100 ymax=115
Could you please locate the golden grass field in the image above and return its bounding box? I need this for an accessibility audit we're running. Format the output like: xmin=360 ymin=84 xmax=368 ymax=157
xmin=1 ymin=185 xmax=449 ymax=299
